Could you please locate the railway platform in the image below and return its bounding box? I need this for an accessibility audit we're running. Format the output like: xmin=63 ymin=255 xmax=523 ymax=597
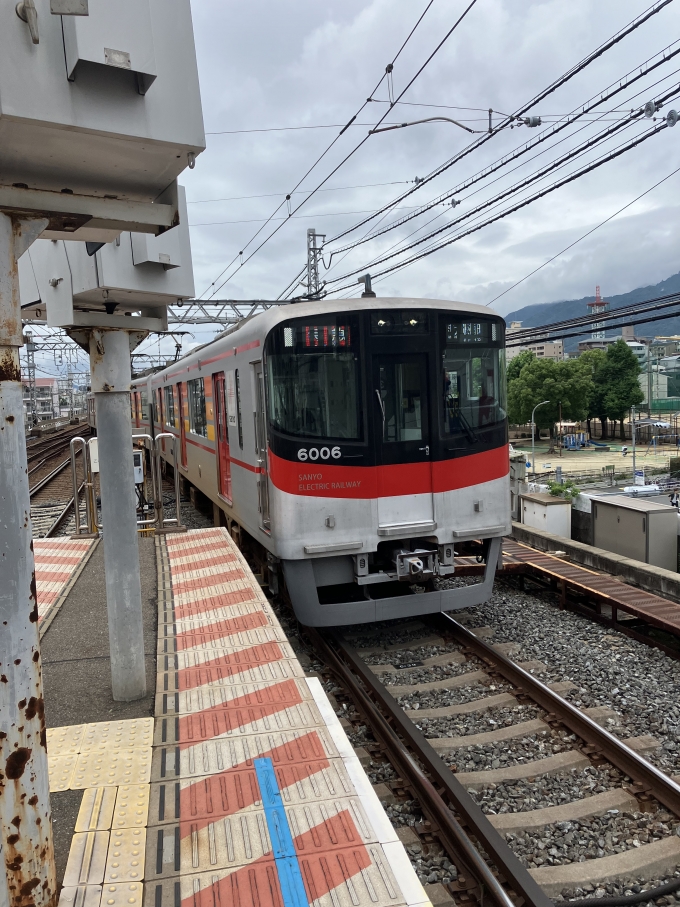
xmin=40 ymin=527 xmax=430 ymax=907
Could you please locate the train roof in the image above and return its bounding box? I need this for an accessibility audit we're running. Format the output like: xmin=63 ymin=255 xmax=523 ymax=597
xmin=140 ymin=296 xmax=504 ymax=387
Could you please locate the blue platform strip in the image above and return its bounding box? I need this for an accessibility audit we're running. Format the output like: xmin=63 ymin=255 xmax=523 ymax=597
xmin=254 ymin=757 xmax=310 ymax=907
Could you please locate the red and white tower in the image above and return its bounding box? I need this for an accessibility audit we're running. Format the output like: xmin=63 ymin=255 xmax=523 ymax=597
xmin=587 ymin=285 xmax=609 ymax=340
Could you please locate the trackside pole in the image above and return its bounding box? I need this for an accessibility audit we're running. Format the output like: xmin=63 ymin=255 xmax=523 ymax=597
xmin=0 ymin=211 xmax=57 ymax=907
xmin=89 ymin=328 xmax=147 ymax=702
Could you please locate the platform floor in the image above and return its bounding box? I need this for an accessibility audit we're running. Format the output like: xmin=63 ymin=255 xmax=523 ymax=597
xmin=34 ymin=536 xmax=98 ymax=634
xmin=47 ymin=528 xmax=429 ymax=907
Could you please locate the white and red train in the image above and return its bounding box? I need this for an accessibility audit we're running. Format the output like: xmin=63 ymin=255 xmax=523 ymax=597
xmin=123 ymin=297 xmax=510 ymax=626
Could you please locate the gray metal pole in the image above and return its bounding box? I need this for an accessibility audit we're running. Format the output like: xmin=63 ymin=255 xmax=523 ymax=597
xmin=0 ymin=211 xmax=57 ymax=907
xmin=90 ymin=329 xmax=146 ymax=702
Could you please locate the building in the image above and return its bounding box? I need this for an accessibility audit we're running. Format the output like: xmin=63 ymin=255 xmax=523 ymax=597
xmin=22 ymin=377 xmax=59 ymax=424
xmin=506 ymin=322 xmax=565 ymax=362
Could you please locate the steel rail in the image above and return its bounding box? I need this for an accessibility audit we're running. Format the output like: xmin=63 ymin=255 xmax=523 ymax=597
xmin=437 ymin=613 xmax=680 ymax=816
xmin=27 ymin=458 xmax=47 ymax=477
xmin=26 ymin=427 xmax=87 ymax=464
xmin=45 ymin=483 xmax=84 ymax=538
xmin=307 ymin=626 xmax=553 ymax=907
xmin=29 ymin=457 xmax=71 ymax=498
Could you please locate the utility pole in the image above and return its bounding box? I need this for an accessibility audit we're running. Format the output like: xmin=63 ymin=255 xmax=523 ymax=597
xmin=306 ymin=228 xmax=326 ymax=299
xmin=0 ymin=212 xmax=55 ymax=907
xmin=24 ymin=330 xmax=37 ymax=426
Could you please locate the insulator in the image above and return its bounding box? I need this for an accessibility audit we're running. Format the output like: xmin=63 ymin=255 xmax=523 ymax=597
xmin=523 ymin=116 xmax=541 ymax=128
xmin=644 ymin=100 xmax=657 ymax=118
xmin=666 ymin=109 xmax=678 ymax=128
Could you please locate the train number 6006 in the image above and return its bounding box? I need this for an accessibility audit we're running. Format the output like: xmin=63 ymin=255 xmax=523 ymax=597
xmin=297 ymin=446 xmax=341 ymax=461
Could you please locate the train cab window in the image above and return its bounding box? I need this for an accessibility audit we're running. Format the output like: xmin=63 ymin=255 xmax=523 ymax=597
xmin=265 ymin=316 xmax=361 ymax=440
xmin=164 ymin=386 xmax=176 ymax=427
xmin=188 ymin=377 xmax=207 ymax=436
xmin=140 ymin=391 xmax=149 ymax=421
xmin=440 ymin=317 xmax=506 ymax=440
xmin=234 ymin=369 xmax=243 ymax=449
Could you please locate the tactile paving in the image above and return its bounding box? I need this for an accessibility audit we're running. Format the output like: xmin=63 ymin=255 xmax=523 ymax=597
xmin=75 ymin=787 xmax=118 ymax=832
xmin=57 ymin=885 xmax=103 ymax=907
xmin=47 ymin=724 xmax=85 ymax=756
xmin=80 ymin=718 xmax=154 ymax=752
xmin=48 ymin=753 xmax=78 ymax=792
xmin=62 ymin=831 xmax=110 ymax=886
xmin=113 ymin=784 xmax=151 ymax=830
xmin=100 ymin=882 xmax=144 ymax=907
xmin=104 ymin=827 xmax=146 ymax=883
xmin=72 ymin=747 xmax=152 ymax=789
xmin=150 ymin=528 xmax=429 ymax=907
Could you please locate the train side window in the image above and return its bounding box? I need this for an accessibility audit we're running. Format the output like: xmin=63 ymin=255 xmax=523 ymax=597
xmin=140 ymin=390 xmax=149 ymax=421
xmin=188 ymin=377 xmax=207 ymax=437
xmin=235 ymin=369 xmax=243 ymax=449
xmin=164 ymin=386 xmax=175 ymax=427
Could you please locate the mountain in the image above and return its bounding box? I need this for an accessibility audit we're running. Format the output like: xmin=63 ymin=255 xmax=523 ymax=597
xmin=504 ymin=272 xmax=680 ymax=350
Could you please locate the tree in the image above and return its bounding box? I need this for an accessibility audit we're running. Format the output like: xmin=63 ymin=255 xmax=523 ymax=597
xmin=507 ymin=356 xmax=594 ymax=450
xmin=573 ymin=348 xmax=608 ymax=438
xmin=507 ymin=349 xmax=535 ymax=383
xmin=601 ymin=339 xmax=643 ymax=440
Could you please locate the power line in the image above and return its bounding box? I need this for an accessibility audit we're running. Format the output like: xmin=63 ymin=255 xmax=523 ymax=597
xmin=201 ymin=0 xmax=478 ymax=301
xmin=190 ymin=204 xmax=427 ymax=227
xmin=325 ymin=41 xmax=680 ymax=256
xmin=187 ymin=180 xmax=413 ymax=204
xmin=196 ymin=0 xmax=437 ymax=300
xmin=327 ymin=118 xmax=673 ymax=291
xmin=324 ymin=0 xmax=675 ymax=247
xmin=487 ymin=164 xmax=680 ymax=308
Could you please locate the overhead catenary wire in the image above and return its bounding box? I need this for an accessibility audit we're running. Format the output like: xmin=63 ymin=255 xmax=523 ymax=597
xmin=186 ymin=180 xmax=414 ymax=204
xmin=201 ymin=0 xmax=478 ymax=301
xmin=324 ymin=0 xmax=676 ymax=247
xmin=487 ymin=163 xmax=680 ymax=308
xmin=326 ymin=118 xmax=674 ymax=292
xmin=324 ymin=40 xmax=680 ymax=257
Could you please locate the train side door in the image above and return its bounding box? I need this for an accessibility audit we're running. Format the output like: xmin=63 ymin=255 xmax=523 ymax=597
xmin=213 ymin=371 xmax=232 ymax=503
xmin=372 ymin=353 xmax=435 ymax=529
xmin=177 ymin=382 xmax=187 ymax=468
xmin=253 ymin=363 xmax=270 ymax=531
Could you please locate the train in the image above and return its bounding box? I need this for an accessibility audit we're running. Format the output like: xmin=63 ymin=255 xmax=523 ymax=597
xmin=117 ymin=297 xmax=511 ymax=626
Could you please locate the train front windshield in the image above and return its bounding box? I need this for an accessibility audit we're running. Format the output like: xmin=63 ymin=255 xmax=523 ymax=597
xmin=266 ymin=316 xmax=363 ymax=441
xmin=264 ymin=309 xmax=506 ymax=461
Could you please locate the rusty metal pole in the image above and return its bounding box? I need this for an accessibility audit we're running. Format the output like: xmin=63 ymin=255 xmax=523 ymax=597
xmin=88 ymin=329 xmax=147 ymax=702
xmin=0 ymin=211 xmax=56 ymax=907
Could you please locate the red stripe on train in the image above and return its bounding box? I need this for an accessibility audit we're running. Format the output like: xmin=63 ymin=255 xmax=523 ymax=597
xmin=268 ymin=444 xmax=508 ymax=499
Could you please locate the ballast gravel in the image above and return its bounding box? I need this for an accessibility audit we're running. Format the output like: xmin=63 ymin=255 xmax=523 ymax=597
xmin=396 ymin=680 xmax=514 ymax=711
xmin=559 ymin=865 xmax=680 ymax=903
xmin=416 ymin=703 xmax=542 ymax=739
xmin=470 ymin=766 xmax=627 ymax=813
xmin=381 ymin=660 xmax=480 ymax=686
xmin=363 ymin=644 xmax=452 ymax=666
xmin=405 ymin=845 xmax=458 ymax=886
xmin=445 ymin=579 xmax=680 ymax=772
xmin=506 ymin=810 xmax=680 ymax=868
xmin=443 ymin=729 xmax=579 ymax=772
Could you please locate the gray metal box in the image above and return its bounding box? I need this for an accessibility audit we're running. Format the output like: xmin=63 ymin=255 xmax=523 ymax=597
xmin=0 ymin=0 xmax=204 ymax=201
xmin=19 ymin=186 xmax=194 ymax=324
xmin=63 ymin=0 xmax=157 ymax=93
xmin=591 ymin=495 xmax=677 ymax=571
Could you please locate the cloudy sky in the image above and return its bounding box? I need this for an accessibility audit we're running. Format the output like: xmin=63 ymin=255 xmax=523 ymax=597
xmin=26 ymin=0 xmax=680 ymax=373
xmin=178 ymin=0 xmax=680 ymax=327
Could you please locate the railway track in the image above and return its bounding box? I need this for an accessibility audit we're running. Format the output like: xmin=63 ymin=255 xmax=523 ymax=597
xmin=29 ymin=447 xmax=95 ymax=538
xmin=290 ymin=607 xmax=680 ymax=907
xmin=25 ymin=424 xmax=89 ymax=466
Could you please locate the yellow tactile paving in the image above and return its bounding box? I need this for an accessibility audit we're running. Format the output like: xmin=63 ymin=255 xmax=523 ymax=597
xmin=48 ymin=753 xmax=78 ymax=792
xmin=63 ymin=831 xmax=110 ymax=886
xmin=103 ymin=827 xmax=146 ymax=883
xmin=57 ymin=885 xmax=103 ymax=907
xmin=112 ymin=784 xmax=150 ymax=830
xmin=47 ymin=724 xmax=85 ymax=756
xmin=99 ymin=882 xmax=144 ymax=907
xmin=80 ymin=718 xmax=154 ymax=753
xmin=75 ymin=788 xmax=118 ymax=832
xmin=54 ymin=718 xmax=153 ymax=906
xmin=72 ymin=748 xmax=152 ymax=789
